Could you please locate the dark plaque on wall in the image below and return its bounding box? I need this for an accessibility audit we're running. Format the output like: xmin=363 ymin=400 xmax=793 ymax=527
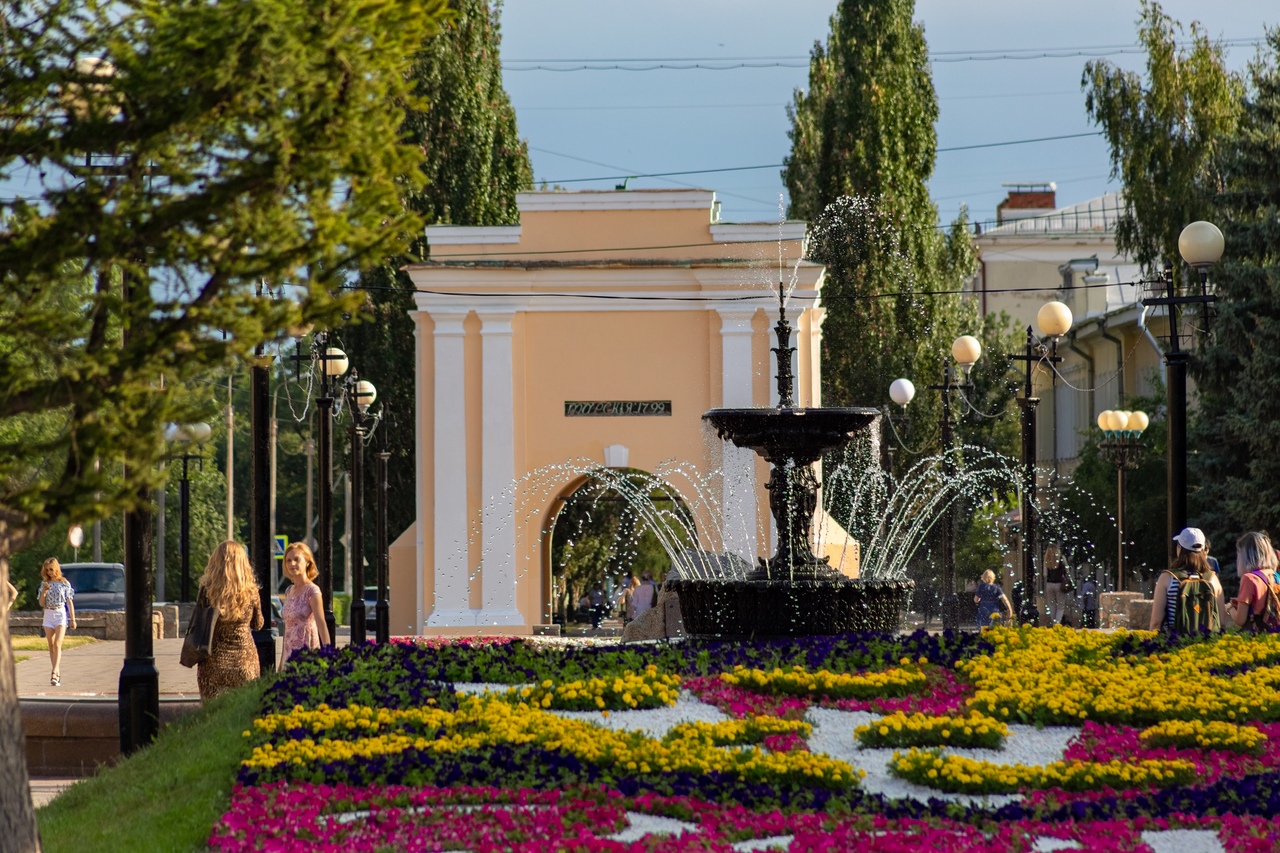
xmin=564 ymin=400 xmax=672 ymax=417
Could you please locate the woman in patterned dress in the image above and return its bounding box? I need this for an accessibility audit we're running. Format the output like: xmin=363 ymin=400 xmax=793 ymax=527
xmin=195 ymin=541 xmax=263 ymax=701
xmin=280 ymin=542 xmax=329 ymax=667
xmin=38 ymin=558 xmax=76 ymax=686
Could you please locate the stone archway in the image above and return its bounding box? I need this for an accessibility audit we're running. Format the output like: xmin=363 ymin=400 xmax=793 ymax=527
xmin=539 ymin=469 xmax=698 ymax=628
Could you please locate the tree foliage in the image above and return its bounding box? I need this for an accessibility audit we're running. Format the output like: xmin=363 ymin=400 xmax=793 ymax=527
xmin=783 ymin=0 xmax=1018 ymax=466
xmin=1190 ymin=31 xmax=1280 ymax=547
xmin=341 ymin=0 xmax=532 ymax=551
xmin=0 ymin=0 xmax=450 ymax=845
xmin=1083 ymin=0 xmax=1243 ymax=275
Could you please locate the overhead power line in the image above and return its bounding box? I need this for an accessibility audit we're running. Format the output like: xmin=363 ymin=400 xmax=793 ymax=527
xmin=540 ymin=131 xmax=1104 ymax=184
xmin=502 ymin=38 xmax=1264 ymax=71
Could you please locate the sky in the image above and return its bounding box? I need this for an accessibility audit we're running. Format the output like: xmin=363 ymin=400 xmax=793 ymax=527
xmin=498 ymin=0 xmax=1277 ymax=228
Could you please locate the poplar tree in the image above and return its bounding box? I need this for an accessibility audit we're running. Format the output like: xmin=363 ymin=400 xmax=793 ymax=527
xmin=783 ymin=0 xmax=1015 ymax=460
xmin=1082 ymin=0 xmax=1242 ymax=275
xmin=340 ymin=0 xmax=533 ymax=548
xmin=1189 ymin=32 xmax=1280 ymax=543
xmin=0 ymin=0 xmax=449 ymax=845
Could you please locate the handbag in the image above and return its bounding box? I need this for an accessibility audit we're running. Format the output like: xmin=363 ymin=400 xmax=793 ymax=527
xmin=180 ymin=598 xmax=220 ymax=668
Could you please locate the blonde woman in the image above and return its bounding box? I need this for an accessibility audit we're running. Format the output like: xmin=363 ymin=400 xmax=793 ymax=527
xmin=195 ymin=541 xmax=263 ymax=701
xmin=1228 ymin=531 xmax=1279 ymax=630
xmin=38 ymin=558 xmax=76 ymax=686
xmin=280 ymin=542 xmax=330 ymax=666
xmin=973 ymin=569 xmax=1014 ymax=629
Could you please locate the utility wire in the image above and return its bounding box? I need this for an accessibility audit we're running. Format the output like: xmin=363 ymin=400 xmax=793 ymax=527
xmin=502 ymin=38 xmax=1265 ymax=71
xmin=540 ymin=131 xmax=1103 ymax=184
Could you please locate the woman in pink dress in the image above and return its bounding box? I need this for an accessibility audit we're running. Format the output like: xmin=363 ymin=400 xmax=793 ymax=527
xmin=280 ymin=542 xmax=330 ymax=666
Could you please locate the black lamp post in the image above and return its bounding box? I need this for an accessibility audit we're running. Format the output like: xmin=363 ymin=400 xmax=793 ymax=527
xmin=1097 ymin=409 xmax=1149 ymax=592
xmin=883 ymin=378 xmax=915 ymax=478
xmin=1139 ymin=221 xmax=1223 ymax=560
xmin=375 ymin=416 xmax=391 ymax=644
xmin=1007 ymin=302 xmax=1073 ymax=626
xmin=930 ymin=335 xmax=982 ymax=629
xmin=249 ymin=342 xmax=276 ymax=674
xmin=169 ymin=422 xmax=212 ymax=602
xmin=312 ymin=334 xmax=348 ymax=645
xmin=344 ymin=373 xmax=378 ymax=645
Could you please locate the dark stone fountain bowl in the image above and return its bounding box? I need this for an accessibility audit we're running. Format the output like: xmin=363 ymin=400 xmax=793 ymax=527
xmin=666 ymin=574 xmax=914 ymax=640
xmin=703 ymin=407 xmax=881 ymax=465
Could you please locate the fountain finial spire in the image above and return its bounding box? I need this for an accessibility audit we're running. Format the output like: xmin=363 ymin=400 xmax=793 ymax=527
xmin=772 ymin=282 xmax=795 ymax=408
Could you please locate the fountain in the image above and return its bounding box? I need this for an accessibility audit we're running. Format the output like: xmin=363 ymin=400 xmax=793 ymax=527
xmin=666 ymin=285 xmax=914 ymax=638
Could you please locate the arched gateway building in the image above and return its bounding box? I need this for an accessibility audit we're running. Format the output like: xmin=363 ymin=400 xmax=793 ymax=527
xmin=387 ymin=189 xmax=857 ymax=636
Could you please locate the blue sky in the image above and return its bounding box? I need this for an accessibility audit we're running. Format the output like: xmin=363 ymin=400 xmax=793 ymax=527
xmin=499 ymin=0 xmax=1276 ymax=227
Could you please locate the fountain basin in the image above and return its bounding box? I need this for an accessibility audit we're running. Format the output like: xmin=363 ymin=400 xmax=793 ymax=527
xmin=667 ymin=574 xmax=913 ymax=639
xmin=703 ymin=407 xmax=881 ymax=466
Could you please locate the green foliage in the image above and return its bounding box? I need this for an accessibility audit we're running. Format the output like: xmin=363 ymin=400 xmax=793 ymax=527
xmin=1190 ymin=32 xmax=1280 ymax=548
xmin=784 ymin=0 xmax=1018 ymax=463
xmin=1083 ymin=1 xmax=1243 ymax=275
xmin=340 ymin=0 xmax=532 ymax=550
xmin=37 ymin=678 xmax=267 ymax=852
xmin=0 ymin=0 xmax=451 ymax=556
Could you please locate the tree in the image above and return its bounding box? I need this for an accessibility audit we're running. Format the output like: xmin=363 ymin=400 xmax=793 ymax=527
xmin=0 ymin=0 xmax=449 ymax=846
xmin=340 ymin=0 xmax=533 ymax=553
xmin=1188 ymin=31 xmax=1280 ymax=549
xmin=784 ymin=0 xmax=1017 ymax=464
xmin=1083 ymin=0 xmax=1242 ymax=275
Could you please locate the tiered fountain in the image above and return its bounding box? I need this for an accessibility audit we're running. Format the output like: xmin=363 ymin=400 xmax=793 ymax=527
xmin=667 ymin=287 xmax=914 ymax=638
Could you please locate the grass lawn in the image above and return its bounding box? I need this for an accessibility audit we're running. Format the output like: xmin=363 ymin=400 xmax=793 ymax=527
xmin=11 ymin=635 xmax=95 ymax=665
xmin=37 ymin=678 xmax=264 ymax=853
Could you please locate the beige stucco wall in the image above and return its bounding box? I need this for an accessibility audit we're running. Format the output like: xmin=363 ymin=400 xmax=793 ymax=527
xmin=405 ymin=190 xmax=823 ymax=635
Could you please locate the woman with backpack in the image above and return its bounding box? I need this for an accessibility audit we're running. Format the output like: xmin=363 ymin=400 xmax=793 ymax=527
xmin=1227 ymin=531 xmax=1280 ymax=631
xmin=1149 ymin=527 xmax=1227 ymax=634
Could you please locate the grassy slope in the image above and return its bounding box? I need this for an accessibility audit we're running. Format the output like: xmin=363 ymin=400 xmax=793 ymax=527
xmin=37 ymin=678 xmax=265 ymax=853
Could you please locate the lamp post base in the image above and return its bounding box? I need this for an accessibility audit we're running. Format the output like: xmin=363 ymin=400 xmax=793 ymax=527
xmin=118 ymin=657 xmax=159 ymax=755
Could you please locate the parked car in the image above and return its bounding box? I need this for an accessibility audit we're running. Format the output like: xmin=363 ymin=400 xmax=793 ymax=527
xmin=59 ymin=562 xmax=126 ymax=610
xmin=363 ymin=586 xmax=380 ymax=633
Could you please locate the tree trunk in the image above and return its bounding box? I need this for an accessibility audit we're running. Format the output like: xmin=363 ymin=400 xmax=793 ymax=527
xmin=0 ymin=521 xmax=41 ymax=853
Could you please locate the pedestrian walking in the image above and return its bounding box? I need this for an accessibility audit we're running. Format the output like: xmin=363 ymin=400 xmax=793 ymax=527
xmin=631 ymin=571 xmax=660 ymax=620
xmin=195 ymin=540 xmax=263 ymax=701
xmin=1227 ymin=531 xmax=1280 ymax=632
xmin=1043 ymin=542 xmax=1068 ymax=626
xmin=280 ymin=542 xmax=330 ymax=666
xmin=619 ymin=576 xmax=640 ymax=624
xmin=1150 ymin=527 xmax=1226 ymax=634
xmin=973 ymin=570 xmax=1014 ymax=629
xmin=1080 ymin=573 xmax=1098 ymax=629
xmin=38 ymin=558 xmax=76 ymax=686
xmin=588 ymin=585 xmax=606 ymax=629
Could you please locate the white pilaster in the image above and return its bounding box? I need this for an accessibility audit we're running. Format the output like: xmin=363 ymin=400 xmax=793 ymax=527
xmin=476 ymin=310 xmax=523 ymax=626
xmin=717 ymin=308 xmax=759 ymax=564
xmin=426 ymin=312 xmax=476 ymax=627
xmin=413 ymin=311 xmax=430 ymax=633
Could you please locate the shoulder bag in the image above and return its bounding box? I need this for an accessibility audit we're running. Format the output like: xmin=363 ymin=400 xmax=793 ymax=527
xmin=180 ymin=596 xmax=220 ymax=668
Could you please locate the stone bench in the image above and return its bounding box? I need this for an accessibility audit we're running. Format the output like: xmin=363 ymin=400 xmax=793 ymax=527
xmin=8 ymin=605 xmax=178 ymax=640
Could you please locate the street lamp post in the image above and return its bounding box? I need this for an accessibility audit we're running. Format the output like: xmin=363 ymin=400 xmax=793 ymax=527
xmin=884 ymin=379 xmax=916 ymax=477
xmin=167 ymin=422 xmax=212 ymax=602
xmin=345 ymin=375 xmax=378 ymax=645
xmin=313 ymin=335 xmax=349 ymax=645
xmin=250 ymin=342 xmax=275 ymax=674
xmin=1008 ymin=302 xmax=1073 ymax=626
xmin=1140 ymin=221 xmax=1223 ymax=560
xmin=1097 ymin=409 xmax=1150 ymax=592
xmin=931 ymin=335 xmax=982 ymax=629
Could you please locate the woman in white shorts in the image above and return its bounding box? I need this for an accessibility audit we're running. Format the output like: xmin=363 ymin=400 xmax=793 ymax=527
xmin=38 ymin=558 xmax=76 ymax=686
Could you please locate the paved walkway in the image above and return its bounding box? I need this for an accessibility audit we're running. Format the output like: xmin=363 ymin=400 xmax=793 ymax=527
xmin=18 ymin=629 xmax=350 ymax=807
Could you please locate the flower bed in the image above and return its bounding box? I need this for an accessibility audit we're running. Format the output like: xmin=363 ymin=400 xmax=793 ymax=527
xmin=212 ymin=626 xmax=1280 ymax=851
